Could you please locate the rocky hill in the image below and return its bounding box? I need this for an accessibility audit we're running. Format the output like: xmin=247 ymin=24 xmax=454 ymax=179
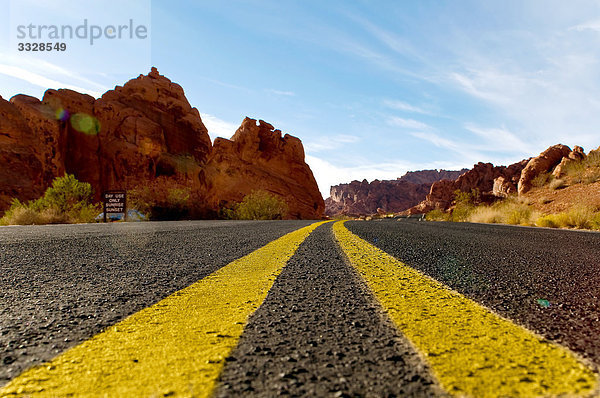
xmin=0 ymin=68 xmax=324 ymax=219
xmin=325 ymin=169 xmax=467 ymax=217
xmin=408 ymin=144 xmax=592 ymax=214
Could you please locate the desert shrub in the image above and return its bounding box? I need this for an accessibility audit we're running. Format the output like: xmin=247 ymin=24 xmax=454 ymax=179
xmin=225 ymin=190 xmax=288 ymax=220
xmin=465 ymin=196 xmax=538 ymax=226
xmin=468 ymin=206 xmax=503 ymax=224
xmin=0 ymin=201 xmax=44 ymax=226
xmin=532 ymin=172 xmax=552 ymax=188
xmin=506 ymin=206 xmax=535 ymax=225
xmin=129 ymin=177 xmax=193 ymax=220
xmin=565 ymin=206 xmax=595 ymax=229
xmin=426 ymin=209 xmax=451 ymax=221
xmin=583 ymin=172 xmax=600 ymax=184
xmin=535 ymin=206 xmax=599 ymax=230
xmin=37 ymin=174 xmax=94 ymax=212
xmin=563 ymin=161 xmax=586 ymax=176
xmin=448 ymin=189 xmax=481 ymax=222
xmin=591 ymin=212 xmax=600 ymax=230
xmin=564 ymin=150 xmax=600 ymax=184
xmin=549 ymin=178 xmax=567 ymax=190
xmin=0 ymin=175 xmax=100 ymax=225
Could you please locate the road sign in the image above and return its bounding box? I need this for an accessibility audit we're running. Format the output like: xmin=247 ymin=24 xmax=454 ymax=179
xmin=103 ymin=191 xmax=127 ymax=222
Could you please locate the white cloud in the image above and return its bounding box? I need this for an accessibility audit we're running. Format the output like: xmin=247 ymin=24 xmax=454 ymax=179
xmin=0 ymin=64 xmax=104 ymax=98
xmin=201 ymin=113 xmax=239 ymax=141
xmin=387 ymin=116 xmax=431 ymax=130
xmin=266 ymin=89 xmax=296 ymax=97
xmin=464 ymin=124 xmax=534 ymax=154
xmin=569 ymin=19 xmax=600 ymax=32
xmin=382 ymin=99 xmax=429 ymax=114
xmin=304 ymin=134 xmax=360 ymax=152
xmin=445 ymin=26 xmax=600 ymax=153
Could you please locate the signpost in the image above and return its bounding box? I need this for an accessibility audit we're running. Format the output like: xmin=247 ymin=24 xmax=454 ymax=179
xmin=103 ymin=191 xmax=127 ymax=222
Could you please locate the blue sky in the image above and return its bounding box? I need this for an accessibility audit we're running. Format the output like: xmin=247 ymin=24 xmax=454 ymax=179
xmin=2 ymin=0 xmax=600 ymax=197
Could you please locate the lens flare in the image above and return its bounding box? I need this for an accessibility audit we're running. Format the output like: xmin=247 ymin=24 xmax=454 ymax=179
xmin=70 ymin=113 xmax=101 ymax=135
xmin=55 ymin=108 xmax=70 ymax=122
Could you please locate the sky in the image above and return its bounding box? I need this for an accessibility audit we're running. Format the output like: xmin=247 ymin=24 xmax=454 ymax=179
xmin=2 ymin=0 xmax=600 ymax=197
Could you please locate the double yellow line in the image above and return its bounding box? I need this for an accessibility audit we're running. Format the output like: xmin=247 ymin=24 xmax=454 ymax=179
xmin=1 ymin=221 xmax=328 ymax=398
xmin=333 ymin=221 xmax=597 ymax=397
xmin=2 ymin=221 xmax=597 ymax=397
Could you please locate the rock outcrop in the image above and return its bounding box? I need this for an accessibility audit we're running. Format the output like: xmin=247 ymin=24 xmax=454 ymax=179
xmin=325 ymin=169 xmax=467 ymax=217
xmin=0 ymin=68 xmax=324 ymax=219
xmin=408 ymin=144 xmax=591 ymax=214
xmin=409 ymin=160 xmax=529 ymax=213
xmin=518 ymin=144 xmax=571 ymax=195
xmin=552 ymin=146 xmax=586 ymax=178
xmin=204 ymin=118 xmax=324 ymax=219
xmin=0 ymin=96 xmax=46 ymax=211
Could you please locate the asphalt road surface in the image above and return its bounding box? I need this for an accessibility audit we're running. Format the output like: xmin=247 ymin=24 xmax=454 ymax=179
xmin=1 ymin=219 xmax=599 ymax=397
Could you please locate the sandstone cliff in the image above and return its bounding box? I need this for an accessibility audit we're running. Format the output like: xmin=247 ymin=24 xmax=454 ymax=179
xmin=204 ymin=118 xmax=324 ymax=219
xmin=325 ymin=169 xmax=467 ymax=217
xmin=0 ymin=68 xmax=324 ymax=219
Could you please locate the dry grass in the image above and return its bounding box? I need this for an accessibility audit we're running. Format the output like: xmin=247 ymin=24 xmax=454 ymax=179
xmin=536 ymin=206 xmax=600 ymax=230
xmin=532 ymin=172 xmax=552 ymax=188
xmin=426 ymin=209 xmax=451 ymax=221
xmin=467 ymin=198 xmax=540 ymax=226
xmin=549 ymin=178 xmax=567 ymax=190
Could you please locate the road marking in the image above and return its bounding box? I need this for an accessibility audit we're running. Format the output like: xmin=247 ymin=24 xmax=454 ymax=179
xmin=333 ymin=221 xmax=597 ymax=398
xmin=1 ymin=221 xmax=329 ymax=398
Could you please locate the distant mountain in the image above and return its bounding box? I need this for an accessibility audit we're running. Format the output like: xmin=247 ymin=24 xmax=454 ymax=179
xmin=325 ymin=169 xmax=468 ymax=217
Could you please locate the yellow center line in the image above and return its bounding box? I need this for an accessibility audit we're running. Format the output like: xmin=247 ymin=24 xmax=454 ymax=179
xmin=1 ymin=221 xmax=330 ymax=398
xmin=333 ymin=221 xmax=597 ymax=398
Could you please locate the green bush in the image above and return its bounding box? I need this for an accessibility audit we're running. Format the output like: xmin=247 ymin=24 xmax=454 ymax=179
xmin=129 ymin=177 xmax=193 ymax=220
xmin=426 ymin=209 xmax=451 ymax=221
xmin=225 ymin=191 xmax=288 ymax=220
xmin=0 ymin=174 xmax=100 ymax=225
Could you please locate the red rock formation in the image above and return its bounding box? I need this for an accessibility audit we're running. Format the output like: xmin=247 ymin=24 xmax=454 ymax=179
xmin=409 ymin=160 xmax=528 ymax=213
xmin=204 ymin=118 xmax=324 ymax=219
xmin=0 ymin=68 xmax=324 ymax=219
xmin=325 ymin=169 xmax=467 ymax=217
xmin=518 ymin=144 xmax=571 ymax=194
xmin=552 ymin=146 xmax=586 ymax=178
xmin=0 ymin=96 xmax=46 ymax=211
xmin=397 ymin=169 xmax=469 ymax=185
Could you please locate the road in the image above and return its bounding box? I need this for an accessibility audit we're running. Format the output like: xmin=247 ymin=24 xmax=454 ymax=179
xmin=1 ymin=220 xmax=599 ymax=397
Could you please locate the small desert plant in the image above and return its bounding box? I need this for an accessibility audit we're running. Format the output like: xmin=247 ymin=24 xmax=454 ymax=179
xmin=225 ymin=190 xmax=288 ymax=220
xmin=465 ymin=196 xmax=539 ymax=226
xmin=449 ymin=189 xmax=481 ymax=222
xmin=535 ymin=206 xmax=600 ymax=230
xmin=468 ymin=206 xmax=503 ymax=224
xmin=532 ymin=172 xmax=552 ymax=188
xmin=129 ymin=177 xmax=194 ymax=220
xmin=0 ymin=201 xmax=44 ymax=226
xmin=549 ymin=178 xmax=567 ymax=190
xmin=506 ymin=205 xmax=536 ymax=225
xmin=0 ymin=175 xmax=100 ymax=225
xmin=426 ymin=209 xmax=451 ymax=221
